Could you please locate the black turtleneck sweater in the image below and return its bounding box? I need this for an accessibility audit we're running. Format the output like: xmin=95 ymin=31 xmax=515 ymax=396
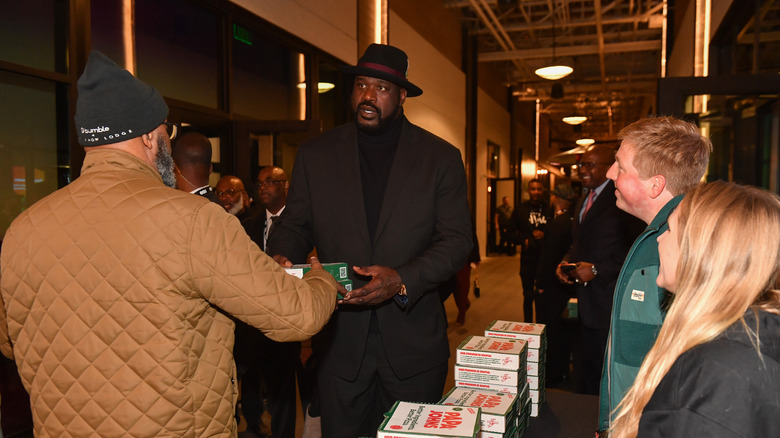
xmin=358 ymin=112 xmax=405 ymax=242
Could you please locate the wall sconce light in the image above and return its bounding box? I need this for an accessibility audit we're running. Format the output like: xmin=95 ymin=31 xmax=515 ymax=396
xmin=297 ymin=82 xmax=336 ymax=93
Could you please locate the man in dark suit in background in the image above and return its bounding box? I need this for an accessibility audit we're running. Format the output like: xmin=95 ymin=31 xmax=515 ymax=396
xmin=256 ymin=166 xmax=289 ymax=252
xmin=171 ymin=131 xmax=219 ymax=202
xmin=511 ymin=179 xmax=552 ymax=322
xmin=535 ymin=183 xmax=576 ymax=386
xmin=268 ymin=43 xmax=472 ymax=438
xmin=231 ymin=167 xmax=299 ymax=438
xmin=556 ymin=145 xmax=643 ymax=395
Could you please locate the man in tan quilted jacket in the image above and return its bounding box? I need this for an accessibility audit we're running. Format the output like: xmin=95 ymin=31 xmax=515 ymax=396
xmin=0 ymin=51 xmax=340 ymax=438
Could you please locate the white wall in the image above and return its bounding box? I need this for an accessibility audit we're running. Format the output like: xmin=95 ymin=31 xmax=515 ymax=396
xmin=475 ymin=88 xmax=511 ymax=258
xmin=230 ymin=0 xmax=358 ymax=64
xmin=389 ymin=13 xmax=467 ymax=157
xmin=667 ymin=0 xmax=696 ymax=77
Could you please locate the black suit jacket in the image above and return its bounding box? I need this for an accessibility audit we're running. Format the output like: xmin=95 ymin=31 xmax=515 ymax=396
xmin=567 ymin=181 xmax=643 ymax=329
xmin=268 ymin=118 xmax=473 ymax=380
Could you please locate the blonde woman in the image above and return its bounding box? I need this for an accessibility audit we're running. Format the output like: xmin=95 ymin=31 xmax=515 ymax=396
xmin=610 ymin=181 xmax=780 ymax=438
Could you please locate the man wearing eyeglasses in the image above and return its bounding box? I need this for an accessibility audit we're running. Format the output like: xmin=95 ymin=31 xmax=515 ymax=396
xmin=233 ymin=166 xmax=300 ymax=438
xmin=216 ymin=175 xmax=253 ymax=217
xmin=555 ymin=145 xmax=643 ymax=395
xmin=0 ymin=51 xmax=340 ymax=438
xmin=256 ymin=166 xmax=289 ymax=253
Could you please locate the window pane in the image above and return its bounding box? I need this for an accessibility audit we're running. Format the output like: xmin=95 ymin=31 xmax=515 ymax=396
xmin=0 ymin=71 xmax=67 ymax=240
xmin=91 ymin=1 xmax=126 ymax=65
xmin=135 ymin=0 xmax=220 ymax=108
xmin=232 ymin=24 xmax=305 ymax=120
xmin=318 ymin=61 xmax=344 ymax=131
xmin=0 ymin=0 xmax=68 ymax=73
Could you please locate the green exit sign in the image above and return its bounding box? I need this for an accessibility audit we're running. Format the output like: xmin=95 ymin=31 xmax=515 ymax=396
xmin=233 ymin=24 xmax=252 ymax=46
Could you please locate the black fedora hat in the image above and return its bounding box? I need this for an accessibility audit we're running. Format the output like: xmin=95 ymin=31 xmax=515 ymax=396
xmin=342 ymin=44 xmax=423 ymax=97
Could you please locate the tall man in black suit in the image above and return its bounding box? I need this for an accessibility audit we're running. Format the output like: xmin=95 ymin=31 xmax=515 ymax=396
xmin=556 ymin=145 xmax=643 ymax=394
xmin=268 ymin=43 xmax=473 ymax=438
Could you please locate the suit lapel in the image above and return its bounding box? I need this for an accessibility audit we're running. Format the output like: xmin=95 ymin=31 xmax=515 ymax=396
xmin=574 ymin=190 xmax=587 ymax=227
xmin=373 ymin=119 xmax=415 ymax=246
xmin=336 ymin=126 xmax=372 ymax=246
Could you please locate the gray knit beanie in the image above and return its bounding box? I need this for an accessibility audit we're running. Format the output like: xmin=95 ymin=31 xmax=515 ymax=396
xmin=75 ymin=51 xmax=168 ymax=147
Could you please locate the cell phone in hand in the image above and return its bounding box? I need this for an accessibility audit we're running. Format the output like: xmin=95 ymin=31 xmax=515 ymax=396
xmin=560 ymin=263 xmax=578 ymax=276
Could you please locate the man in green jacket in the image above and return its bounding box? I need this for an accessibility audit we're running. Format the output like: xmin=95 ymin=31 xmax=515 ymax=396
xmin=598 ymin=117 xmax=712 ymax=436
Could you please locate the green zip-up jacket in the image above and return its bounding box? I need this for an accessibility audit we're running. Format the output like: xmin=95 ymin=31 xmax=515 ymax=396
xmin=598 ymin=195 xmax=683 ymax=431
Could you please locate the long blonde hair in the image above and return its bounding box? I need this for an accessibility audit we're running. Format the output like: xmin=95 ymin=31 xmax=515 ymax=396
xmin=610 ymin=181 xmax=780 ymax=438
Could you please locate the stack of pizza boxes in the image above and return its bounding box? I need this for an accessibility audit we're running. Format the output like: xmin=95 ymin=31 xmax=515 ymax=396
xmin=451 ymin=335 xmax=532 ymax=435
xmin=376 ymin=401 xmax=481 ymax=438
xmin=483 ymin=321 xmax=547 ymax=417
xmin=439 ymin=386 xmax=530 ymax=438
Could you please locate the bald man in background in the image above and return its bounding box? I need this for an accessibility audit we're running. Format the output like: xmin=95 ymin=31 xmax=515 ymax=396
xmin=172 ymin=131 xmax=218 ymax=202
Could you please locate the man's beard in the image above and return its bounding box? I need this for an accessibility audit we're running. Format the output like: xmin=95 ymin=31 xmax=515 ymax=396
xmin=155 ymin=136 xmax=177 ymax=188
xmin=227 ymin=194 xmax=244 ymax=215
xmin=355 ymin=102 xmax=395 ymax=134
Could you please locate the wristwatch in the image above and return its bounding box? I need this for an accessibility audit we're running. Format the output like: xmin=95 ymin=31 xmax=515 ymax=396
xmin=591 ymin=265 xmax=598 ymax=277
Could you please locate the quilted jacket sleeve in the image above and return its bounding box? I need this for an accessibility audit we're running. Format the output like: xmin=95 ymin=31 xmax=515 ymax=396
xmin=187 ymin=202 xmax=337 ymax=342
xmin=0 ymin=271 xmax=13 ymax=360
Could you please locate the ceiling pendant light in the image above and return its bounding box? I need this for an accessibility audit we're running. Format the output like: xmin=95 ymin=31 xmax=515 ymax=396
xmin=576 ymin=138 xmax=595 ymax=146
xmin=535 ymin=65 xmax=573 ymax=81
xmin=535 ymin=8 xmax=572 ymax=81
xmin=562 ymin=115 xmax=587 ymax=125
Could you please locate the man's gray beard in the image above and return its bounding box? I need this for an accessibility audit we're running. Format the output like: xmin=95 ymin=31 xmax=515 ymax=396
xmin=155 ymin=136 xmax=177 ymax=188
xmin=227 ymin=193 xmax=244 ymax=215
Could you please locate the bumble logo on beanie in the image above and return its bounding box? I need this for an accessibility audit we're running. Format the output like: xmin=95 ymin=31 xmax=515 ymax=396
xmin=75 ymin=50 xmax=168 ymax=147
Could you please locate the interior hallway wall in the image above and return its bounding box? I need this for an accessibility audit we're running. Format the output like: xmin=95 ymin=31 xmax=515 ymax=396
xmin=230 ymin=0 xmax=358 ymax=64
xmin=389 ymin=13 xmax=466 ymax=155
xmin=475 ymin=88 xmax=511 ymax=259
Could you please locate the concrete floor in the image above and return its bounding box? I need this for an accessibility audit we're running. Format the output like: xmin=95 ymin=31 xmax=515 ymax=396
xmin=442 ymin=252 xmax=528 ymax=397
